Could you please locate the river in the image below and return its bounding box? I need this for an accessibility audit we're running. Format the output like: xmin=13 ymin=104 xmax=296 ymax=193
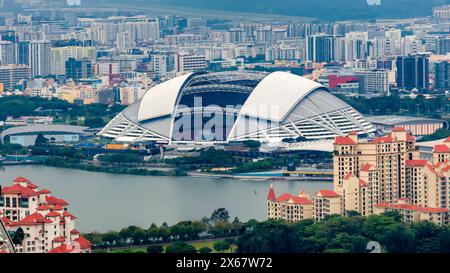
xmin=0 ymin=165 xmax=332 ymax=232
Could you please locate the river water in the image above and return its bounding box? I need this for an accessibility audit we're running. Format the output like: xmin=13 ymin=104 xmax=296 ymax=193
xmin=0 ymin=165 xmax=332 ymax=232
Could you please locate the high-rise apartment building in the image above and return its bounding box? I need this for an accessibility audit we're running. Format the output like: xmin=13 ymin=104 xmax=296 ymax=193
xmin=433 ymin=61 xmax=450 ymax=91
xmin=396 ymin=55 xmax=430 ymax=91
xmin=307 ymin=34 xmax=334 ymax=63
xmin=26 ymin=41 xmax=52 ymax=77
xmin=65 ymin=58 xmax=93 ymax=82
xmin=0 ymin=41 xmax=18 ymax=65
xmin=0 ymin=64 xmax=30 ymax=91
xmin=51 ymin=45 xmax=96 ymax=75
xmin=174 ymin=53 xmax=206 ymax=72
xmin=355 ymin=69 xmax=390 ymax=95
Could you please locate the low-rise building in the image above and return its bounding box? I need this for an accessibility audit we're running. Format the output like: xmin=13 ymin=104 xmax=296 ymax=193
xmin=267 ymin=185 xmax=314 ymax=222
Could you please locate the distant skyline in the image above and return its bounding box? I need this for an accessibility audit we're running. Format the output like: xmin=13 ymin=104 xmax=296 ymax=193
xmin=89 ymin=0 xmax=450 ymax=20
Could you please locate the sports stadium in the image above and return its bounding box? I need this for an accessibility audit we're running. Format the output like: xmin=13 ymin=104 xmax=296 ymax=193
xmin=99 ymin=71 xmax=375 ymax=144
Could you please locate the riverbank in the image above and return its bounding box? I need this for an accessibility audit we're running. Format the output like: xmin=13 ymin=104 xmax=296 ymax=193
xmin=2 ymin=157 xmax=333 ymax=181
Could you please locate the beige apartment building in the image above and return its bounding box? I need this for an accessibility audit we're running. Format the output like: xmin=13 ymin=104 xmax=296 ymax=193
xmin=267 ymin=129 xmax=450 ymax=225
xmin=312 ymin=190 xmax=342 ymax=221
xmin=433 ymin=137 xmax=450 ymax=163
xmin=267 ymin=185 xmax=314 ymax=222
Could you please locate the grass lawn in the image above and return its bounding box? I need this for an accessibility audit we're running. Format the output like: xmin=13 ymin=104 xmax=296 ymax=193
xmin=103 ymin=239 xmax=237 ymax=253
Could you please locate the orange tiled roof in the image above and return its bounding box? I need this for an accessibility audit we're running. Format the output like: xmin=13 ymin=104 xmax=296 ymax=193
xmin=1 ymin=184 xmax=39 ymax=197
xmin=374 ymin=203 xmax=448 ymax=213
xmin=316 ymin=190 xmax=340 ymax=198
xmin=275 ymin=193 xmax=313 ymax=205
xmin=334 ymin=136 xmax=356 ymax=145
xmin=406 ymin=159 xmax=428 ymax=167
xmin=434 ymin=144 xmax=450 ymax=153
xmin=74 ymin=236 xmax=92 ymax=250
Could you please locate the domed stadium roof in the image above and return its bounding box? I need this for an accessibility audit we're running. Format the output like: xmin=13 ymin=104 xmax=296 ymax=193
xmin=100 ymin=71 xmax=375 ymax=144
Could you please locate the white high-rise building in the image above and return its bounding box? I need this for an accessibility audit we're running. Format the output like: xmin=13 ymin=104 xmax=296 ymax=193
xmin=0 ymin=41 xmax=18 ymax=66
xmin=116 ymin=31 xmax=136 ymax=50
xmin=28 ymin=41 xmax=52 ymax=77
xmin=355 ymin=69 xmax=390 ymax=95
xmin=174 ymin=53 xmax=206 ymax=72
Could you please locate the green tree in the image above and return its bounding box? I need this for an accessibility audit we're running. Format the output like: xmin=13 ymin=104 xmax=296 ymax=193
xmin=147 ymin=244 xmax=164 ymax=254
xmin=165 ymin=241 xmax=197 ymax=253
xmin=210 ymin=208 xmax=230 ymax=222
xmin=34 ymin=133 xmax=49 ymax=146
xmin=84 ymin=117 xmax=106 ymax=128
xmin=381 ymin=225 xmax=416 ymax=253
xmin=102 ymin=231 xmax=120 ymax=245
xmin=198 ymin=246 xmax=213 ymax=253
xmin=213 ymin=240 xmax=231 ymax=253
xmin=362 ymin=214 xmax=401 ymax=241
xmin=438 ymin=228 xmax=450 ymax=253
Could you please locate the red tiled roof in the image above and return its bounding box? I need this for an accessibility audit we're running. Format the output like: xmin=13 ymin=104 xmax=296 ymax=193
xmin=45 ymin=196 xmax=69 ymax=206
xmin=71 ymin=229 xmax=80 ymax=235
xmin=434 ymin=144 xmax=450 ymax=153
xmin=406 ymin=134 xmax=415 ymax=141
xmin=371 ymin=134 xmax=393 ymax=144
xmin=267 ymin=185 xmax=276 ymax=201
xmin=1 ymin=184 xmax=39 ymax=197
xmin=74 ymin=236 xmax=92 ymax=250
xmin=359 ymin=179 xmax=368 ymax=187
xmin=36 ymin=205 xmax=51 ymax=211
xmin=16 ymin=212 xmax=52 ymax=226
xmin=391 ymin=127 xmax=406 ymax=132
xmin=62 ymin=211 xmax=77 ymax=220
xmin=334 ymin=136 xmax=356 ymax=145
xmin=48 ymin=244 xmax=74 ymax=254
xmin=360 ymin=163 xmax=374 ymax=172
xmin=442 ymin=165 xmax=450 ymax=173
xmin=406 ymin=159 xmax=428 ymax=167
xmin=27 ymin=183 xmax=38 ymax=190
xmin=1 ymin=217 xmax=13 ymax=227
xmin=13 ymin=177 xmax=30 ymax=183
xmin=52 ymin=205 xmax=63 ymax=211
xmin=343 ymin=173 xmax=353 ymax=180
xmin=38 ymin=189 xmax=51 ymax=194
xmin=374 ymin=203 xmax=448 ymax=213
xmin=275 ymin=193 xmax=313 ymax=205
xmin=52 ymin=236 xmax=65 ymax=243
xmin=45 ymin=212 xmax=60 ymax=218
xmin=316 ymin=190 xmax=340 ymax=198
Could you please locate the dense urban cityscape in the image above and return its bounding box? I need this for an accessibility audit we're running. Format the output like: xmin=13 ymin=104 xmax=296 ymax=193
xmin=0 ymin=0 xmax=450 ymax=258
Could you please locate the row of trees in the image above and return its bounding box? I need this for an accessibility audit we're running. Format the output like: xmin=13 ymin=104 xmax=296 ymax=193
xmin=0 ymin=95 xmax=125 ymax=127
xmin=85 ymin=209 xmax=243 ymax=247
xmin=86 ymin=209 xmax=450 ymax=253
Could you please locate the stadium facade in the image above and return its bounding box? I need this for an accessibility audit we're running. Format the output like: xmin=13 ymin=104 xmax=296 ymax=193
xmin=99 ymin=71 xmax=376 ymax=144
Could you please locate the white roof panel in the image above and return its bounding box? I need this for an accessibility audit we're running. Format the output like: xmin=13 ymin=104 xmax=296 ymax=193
xmin=239 ymin=72 xmax=323 ymax=122
xmin=137 ymin=73 xmax=193 ymax=121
